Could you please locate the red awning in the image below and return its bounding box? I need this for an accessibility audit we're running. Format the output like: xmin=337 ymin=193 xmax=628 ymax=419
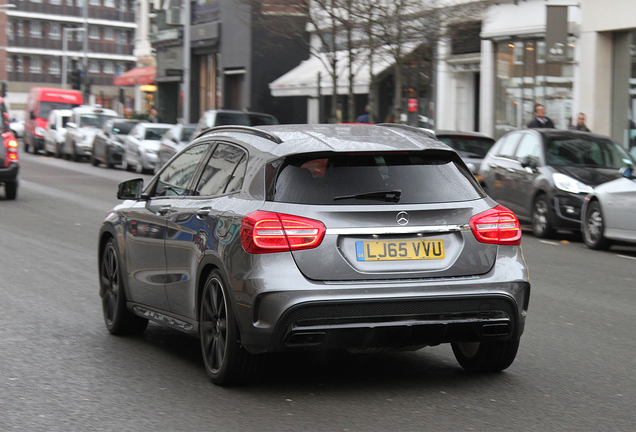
xmin=113 ymin=66 xmax=156 ymax=86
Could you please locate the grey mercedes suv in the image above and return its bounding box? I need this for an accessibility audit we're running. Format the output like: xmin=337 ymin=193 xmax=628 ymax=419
xmin=98 ymin=124 xmax=530 ymax=386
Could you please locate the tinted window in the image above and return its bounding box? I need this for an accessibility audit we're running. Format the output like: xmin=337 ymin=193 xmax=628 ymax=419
xmin=155 ymin=144 xmax=209 ymax=197
xmin=214 ymin=113 xmax=250 ymax=126
xmin=79 ymin=114 xmax=115 ymax=128
xmin=248 ymin=114 xmax=278 ymax=126
xmin=112 ymin=122 xmax=136 ymax=135
xmin=271 ymin=152 xmax=484 ymax=205
xmin=438 ymin=136 xmax=495 ymax=158
xmin=546 ymin=136 xmax=635 ymax=168
xmin=144 ymin=127 xmax=169 ymax=140
xmin=195 ymin=143 xmax=247 ymax=196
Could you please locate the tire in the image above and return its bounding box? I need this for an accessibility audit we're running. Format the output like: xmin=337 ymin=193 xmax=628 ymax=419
xmin=532 ymin=194 xmax=555 ymax=238
xmin=24 ymin=141 xmax=30 ymax=154
xmin=99 ymin=238 xmax=148 ymax=335
xmin=54 ymin=143 xmax=62 ymax=158
xmin=582 ymin=201 xmax=610 ymax=250
xmin=91 ymin=153 xmax=99 ymax=166
xmin=4 ymin=181 xmax=18 ymax=200
xmin=135 ymin=153 xmax=145 ymax=174
xmin=106 ymin=150 xmax=115 ymax=169
xmin=72 ymin=145 xmax=81 ymax=162
xmin=121 ymin=157 xmax=131 ymax=171
xmin=199 ymin=271 xmax=262 ymax=386
xmin=451 ymin=339 xmax=520 ymax=373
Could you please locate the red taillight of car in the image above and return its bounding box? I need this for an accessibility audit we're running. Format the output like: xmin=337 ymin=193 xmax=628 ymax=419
xmin=4 ymin=138 xmax=19 ymax=166
xmin=240 ymin=211 xmax=326 ymax=254
xmin=470 ymin=205 xmax=522 ymax=245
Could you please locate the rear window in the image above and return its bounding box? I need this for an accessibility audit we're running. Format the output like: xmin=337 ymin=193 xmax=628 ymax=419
xmin=144 ymin=128 xmax=169 ymax=140
xmin=113 ymin=122 xmax=136 ymax=135
xmin=438 ymin=136 xmax=495 ymax=158
xmin=39 ymin=102 xmax=80 ymax=119
xmin=270 ymin=152 xmax=484 ymax=205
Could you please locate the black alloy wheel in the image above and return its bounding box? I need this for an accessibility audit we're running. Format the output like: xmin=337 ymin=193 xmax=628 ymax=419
xmin=100 ymin=238 xmax=148 ymax=335
xmin=532 ymin=194 xmax=555 ymax=238
xmin=199 ymin=271 xmax=262 ymax=386
xmin=582 ymin=201 xmax=610 ymax=250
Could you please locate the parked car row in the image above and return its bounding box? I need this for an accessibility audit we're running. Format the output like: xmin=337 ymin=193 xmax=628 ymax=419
xmin=476 ymin=128 xmax=636 ymax=250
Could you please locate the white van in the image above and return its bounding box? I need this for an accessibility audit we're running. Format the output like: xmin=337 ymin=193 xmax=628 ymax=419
xmin=44 ymin=109 xmax=73 ymax=157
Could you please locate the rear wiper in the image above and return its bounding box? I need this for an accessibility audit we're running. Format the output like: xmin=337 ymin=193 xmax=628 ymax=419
xmin=333 ymin=189 xmax=402 ymax=203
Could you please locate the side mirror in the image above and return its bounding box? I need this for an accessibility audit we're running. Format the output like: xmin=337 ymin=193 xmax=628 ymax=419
xmin=30 ymin=111 xmax=35 ymax=120
xmin=50 ymin=124 xmax=56 ymax=130
xmin=619 ymin=166 xmax=635 ymax=179
xmin=519 ymin=156 xmax=536 ymax=170
xmin=117 ymin=178 xmax=147 ymax=200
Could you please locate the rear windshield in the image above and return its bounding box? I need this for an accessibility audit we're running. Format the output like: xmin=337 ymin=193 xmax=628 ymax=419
xmin=39 ymin=102 xmax=80 ymax=119
xmin=79 ymin=114 xmax=115 ymax=128
xmin=270 ymin=152 xmax=484 ymax=205
xmin=546 ymin=137 xmax=635 ymax=169
xmin=113 ymin=122 xmax=136 ymax=135
xmin=437 ymin=136 xmax=495 ymax=158
xmin=145 ymin=128 xmax=169 ymax=140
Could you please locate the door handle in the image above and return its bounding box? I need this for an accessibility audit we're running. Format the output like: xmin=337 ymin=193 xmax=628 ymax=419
xmin=157 ymin=205 xmax=172 ymax=216
xmin=196 ymin=207 xmax=212 ymax=219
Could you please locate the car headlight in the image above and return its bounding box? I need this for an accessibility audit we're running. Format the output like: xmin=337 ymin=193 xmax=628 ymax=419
xmin=35 ymin=126 xmax=46 ymax=137
xmin=553 ymin=173 xmax=593 ymax=194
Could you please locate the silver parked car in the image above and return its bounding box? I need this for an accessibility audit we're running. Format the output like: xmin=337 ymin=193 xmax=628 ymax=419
xmin=582 ymin=167 xmax=636 ymax=249
xmin=98 ymin=124 xmax=530 ymax=386
xmin=121 ymin=122 xmax=171 ymax=174
xmin=155 ymin=123 xmax=196 ymax=173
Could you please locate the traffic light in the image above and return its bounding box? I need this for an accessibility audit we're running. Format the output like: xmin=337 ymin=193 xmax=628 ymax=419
xmin=1 ymin=81 xmax=7 ymax=97
xmin=70 ymin=69 xmax=81 ymax=90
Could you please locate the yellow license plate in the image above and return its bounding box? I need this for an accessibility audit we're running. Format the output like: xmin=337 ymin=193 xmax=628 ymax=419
xmin=355 ymin=239 xmax=445 ymax=261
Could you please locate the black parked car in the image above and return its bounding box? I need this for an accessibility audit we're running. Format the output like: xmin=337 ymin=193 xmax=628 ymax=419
xmin=99 ymin=124 xmax=530 ymax=386
xmin=92 ymin=119 xmax=141 ymax=168
xmin=479 ymin=129 xmax=635 ymax=238
xmin=435 ymin=130 xmax=496 ymax=175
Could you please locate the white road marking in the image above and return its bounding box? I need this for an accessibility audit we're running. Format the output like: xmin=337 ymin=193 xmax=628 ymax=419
xmin=617 ymin=254 xmax=636 ymax=261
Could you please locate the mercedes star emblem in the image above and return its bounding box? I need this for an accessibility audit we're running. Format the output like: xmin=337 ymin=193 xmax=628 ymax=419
xmin=396 ymin=211 xmax=409 ymax=226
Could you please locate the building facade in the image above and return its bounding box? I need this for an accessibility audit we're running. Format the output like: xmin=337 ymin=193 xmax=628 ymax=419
xmin=1 ymin=0 xmax=137 ymax=118
xmin=150 ymin=0 xmax=308 ymax=125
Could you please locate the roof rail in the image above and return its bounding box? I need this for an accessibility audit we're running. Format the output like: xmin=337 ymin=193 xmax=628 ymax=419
xmin=194 ymin=125 xmax=283 ymax=144
xmin=376 ymin=123 xmax=436 ymax=140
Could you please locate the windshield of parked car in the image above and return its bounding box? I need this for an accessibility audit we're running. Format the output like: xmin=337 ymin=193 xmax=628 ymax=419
xmin=112 ymin=122 xmax=136 ymax=135
xmin=546 ymin=137 xmax=635 ymax=169
xmin=39 ymin=102 xmax=81 ymax=119
xmin=271 ymin=152 xmax=485 ymax=205
xmin=79 ymin=114 xmax=115 ymax=128
xmin=214 ymin=113 xmax=251 ymax=126
xmin=144 ymin=127 xmax=169 ymax=140
xmin=438 ymin=136 xmax=495 ymax=158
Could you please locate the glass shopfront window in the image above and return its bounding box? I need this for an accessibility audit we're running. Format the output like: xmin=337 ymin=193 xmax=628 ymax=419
xmin=494 ymin=38 xmax=575 ymax=139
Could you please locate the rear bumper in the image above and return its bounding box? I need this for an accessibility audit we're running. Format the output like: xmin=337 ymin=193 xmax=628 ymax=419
xmin=232 ymin=246 xmax=530 ymax=354
xmin=0 ymin=163 xmax=19 ymax=183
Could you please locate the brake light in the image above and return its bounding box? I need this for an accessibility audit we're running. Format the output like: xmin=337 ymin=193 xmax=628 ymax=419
xmin=470 ymin=205 xmax=521 ymax=245
xmin=240 ymin=211 xmax=326 ymax=254
xmin=4 ymin=137 xmax=19 ymax=166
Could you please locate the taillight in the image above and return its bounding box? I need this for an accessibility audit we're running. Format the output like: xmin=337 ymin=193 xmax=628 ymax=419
xmin=4 ymin=137 xmax=19 ymax=167
xmin=470 ymin=205 xmax=522 ymax=245
xmin=240 ymin=211 xmax=326 ymax=254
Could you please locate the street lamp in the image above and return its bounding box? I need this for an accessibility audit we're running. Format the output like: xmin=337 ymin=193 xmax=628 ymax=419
xmin=61 ymin=27 xmax=86 ymax=88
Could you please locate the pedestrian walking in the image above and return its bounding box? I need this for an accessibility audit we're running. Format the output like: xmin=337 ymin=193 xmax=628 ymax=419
xmin=527 ymin=104 xmax=555 ymax=129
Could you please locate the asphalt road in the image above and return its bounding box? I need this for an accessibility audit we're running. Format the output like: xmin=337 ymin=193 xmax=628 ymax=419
xmin=1 ymin=152 xmax=635 ymax=431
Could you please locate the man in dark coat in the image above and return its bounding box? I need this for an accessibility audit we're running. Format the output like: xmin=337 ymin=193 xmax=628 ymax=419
xmin=569 ymin=113 xmax=591 ymax=132
xmin=527 ymin=104 xmax=555 ymax=128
